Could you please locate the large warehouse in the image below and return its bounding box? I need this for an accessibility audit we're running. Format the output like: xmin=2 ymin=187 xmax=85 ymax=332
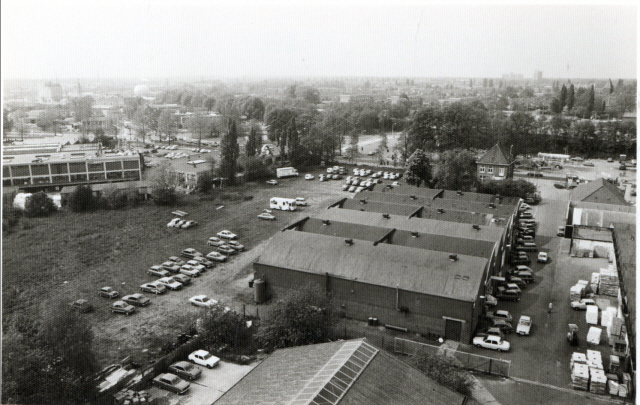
xmin=254 ymin=230 xmax=489 ymax=342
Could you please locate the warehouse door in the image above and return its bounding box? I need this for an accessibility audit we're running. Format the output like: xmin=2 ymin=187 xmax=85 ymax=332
xmin=444 ymin=319 xmax=463 ymax=342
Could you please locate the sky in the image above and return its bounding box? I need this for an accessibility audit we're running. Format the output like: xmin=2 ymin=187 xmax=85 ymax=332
xmin=2 ymin=1 xmax=637 ymax=80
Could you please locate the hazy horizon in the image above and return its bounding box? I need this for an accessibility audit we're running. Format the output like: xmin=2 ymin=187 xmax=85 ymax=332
xmin=2 ymin=2 xmax=637 ymax=81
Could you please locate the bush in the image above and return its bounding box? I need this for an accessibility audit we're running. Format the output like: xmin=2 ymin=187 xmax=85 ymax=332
xmin=197 ymin=172 xmax=214 ymax=193
xmin=153 ymin=187 xmax=177 ymax=206
xmin=241 ymin=156 xmax=273 ymax=181
xmin=410 ymin=349 xmax=474 ymax=397
xmin=24 ymin=192 xmax=56 ymax=217
xmin=477 ymin=179 xmax=537 ymax=199
xmin=2 ymin=203 xmax=22 ymax=232
xmin=101 ymin=185 xmax=128 ymax=209
xmin=68 ymin=185 xmax=96 ymax=212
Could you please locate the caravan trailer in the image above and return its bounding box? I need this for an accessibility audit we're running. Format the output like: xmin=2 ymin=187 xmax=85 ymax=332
xmin=270 ymin=197 xmax=297 ymax=211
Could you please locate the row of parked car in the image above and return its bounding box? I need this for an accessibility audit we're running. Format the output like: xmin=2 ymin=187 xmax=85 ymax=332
xmin=153 ymin=348 xmax=222 ymax=394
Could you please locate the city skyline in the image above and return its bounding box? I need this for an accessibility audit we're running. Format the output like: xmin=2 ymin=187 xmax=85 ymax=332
xmin=2 ymin=2 xmax=637 ymax=81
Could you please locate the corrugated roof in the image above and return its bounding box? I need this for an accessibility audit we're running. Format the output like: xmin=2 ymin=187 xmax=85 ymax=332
xmin=214 ymin=339 xmax=467 ymax=405
xmin=424 ymin=198 xmax=516 ymax=218
xmin=340 ymin=198 xmax=421 ymax=217
xmin=388 ymin=230 xmax=496 ymax=258
xmin=256 ymin=231 xmax=487 ymax=302
xmin=419 ymin=206 xmax=494 ymax=225
xmin=317 ymin=208 xmax=504 ymax=242
xmin=439 ymin=190 xmax=521 ymax=206
xmin=297 ymin=218 xmax=391 ymax=243
xmin=476 ymin=144 xmax=514 ymax=165
xmin=356 ymin=191 xmax=433 ymax=206
xmin=570 ymin=178 xmax=629 ymax=206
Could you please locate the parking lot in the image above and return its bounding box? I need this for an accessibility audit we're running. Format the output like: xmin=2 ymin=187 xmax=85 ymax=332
xmin=146 ymin=360 xmax=256 ymax=405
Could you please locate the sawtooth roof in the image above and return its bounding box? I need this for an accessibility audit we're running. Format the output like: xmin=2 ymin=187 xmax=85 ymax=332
xmin=257 ymin=230 xmax=487 ymax=302
xmin=340 ymin=198 xmax=421 ymax=217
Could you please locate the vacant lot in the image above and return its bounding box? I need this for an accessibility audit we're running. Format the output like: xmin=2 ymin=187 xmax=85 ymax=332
xmin=3 ymin=171 xmax=350 ymax=367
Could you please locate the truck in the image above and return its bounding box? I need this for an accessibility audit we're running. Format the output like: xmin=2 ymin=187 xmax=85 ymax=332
xmin=270 ymin=197 xmax=297 ymax=211
xmin=276 ymin=167 xmax=299 ymax=178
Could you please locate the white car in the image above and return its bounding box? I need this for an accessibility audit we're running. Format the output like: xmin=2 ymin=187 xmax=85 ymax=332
xmin=185 ymin=260 xmax=207 ymax=272
xmin=473 ymin=335 xmax=510 ymax=352
xmin=206 ymin=251 xmax=227 ymax=262
xmin=189 ymin=295 xmax=218 ymax=308
xmin=157 ymin=277 xmax=183 ymax=291
xmin=570 ymin=298 xmax=598 ymax=310
xmin=227 ymin=240 xmax=245 ymax=252
xmin=305 ymin=174 xmax=314 ymax=180
xmin=266 ymin=180 xmax=278 ymax=185
xmin=258 ymin=212 xmax=277 ymax=221
xmin=207 ymin=237 xmax=225 ymax=247
xmin=179 ymin=265 xmax=201 ymax=277
xmin=217 ymin=230 xmax=237 ymax=240
xmin=295 ymin=197 xmax=307 ymax=206
xmin=516 ymin=315 xmax=532 ymax=336
xmin=188 ymin=350 xmax=220 ymax=369
xmin=391 ymin=181 xmax=400 ymax=187
xmin=537 ymin=252 xmax=548 ymax=263
xmin=167 ymin=218 xmax=182 ymax=228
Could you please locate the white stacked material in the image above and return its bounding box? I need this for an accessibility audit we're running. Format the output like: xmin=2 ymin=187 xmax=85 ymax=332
xmin=589 ymin=368 xmax=607 ymax=394
xmin=618 ymin=382 xmax=629 ymax=398
xmin=587 ymin=327 xmax=602 ymax=345
xmin=590 ymin=273 xmax=600 ymax=294
xmin=571 ymin=352 xmax=587 ymax=370
xmin=586 ymin=305 xmax=599 ymax=325
xmin=572 ymin=363 xmax=590 ymax=391
xmin=607 ymin=317 xmax=625 ymax=346
xmin=587 ymin=350 xmax=602 ymax=364
xmin=601 ymin=311 xmax=613 ymax=329
xmin=609 ymin=355 xmax=621 ymax=374
xmin=608 ymin=380 xmax=619 ymax=395
xmin=577 ymin=280 xmax=593 ymax=294
xmin=599 ymin=267 xmax=619 ymax=297
xmin=570 ymin=285 xmax=585 ymax=301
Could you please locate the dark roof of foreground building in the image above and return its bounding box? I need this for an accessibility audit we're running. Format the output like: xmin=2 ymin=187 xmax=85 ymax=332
xmin=214 ymin=339 xmax=467 ymax=405
xmin=256 ymin=231 xmax=487 ymax=302
xmin=339 ymin=198 xmax=422 ymax=217
xmin=388 ymin=229 xmax=496 ymax=258
xmin=476 ymin=143 xmax=514 ymax=165
xmin=419 ymin=206 xmax=494 ymax=225
xmin=570 ymin=178 xmax=629 ymax=206
xmin=291 ymin=217 xmax=392 ymax=243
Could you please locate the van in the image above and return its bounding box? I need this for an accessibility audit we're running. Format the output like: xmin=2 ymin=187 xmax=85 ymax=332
xmin=516 ymin=242 xmax=538 ymax=252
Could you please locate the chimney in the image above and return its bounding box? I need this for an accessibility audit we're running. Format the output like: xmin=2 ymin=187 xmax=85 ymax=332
xmin=472 ymin=224 xmax=481 ymax=230
xmin=322 ymin=220 xmax=330 ymax=226
xmin=345 ymin=239 xmax=354 ymax=245
xmin=410 ymin=195 xmax=417 ymax=200
xmin=360 ymin=199 xmax=367 ymax=204
xmin=449 ymin=254 xmax=458 ymax=261
xmin=457 ymin=190 xmax=463 ymax=195
xmin=382 ymin=213 xmax=390 ymax=219
xmin=437 ymin=208 xmax=444 ymax=214
xmin=411 ymin=231 xmax=419 ymax=238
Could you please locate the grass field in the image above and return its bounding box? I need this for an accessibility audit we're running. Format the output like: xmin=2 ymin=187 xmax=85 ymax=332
xmin=3 ymin=172 xmax=349 ymax=366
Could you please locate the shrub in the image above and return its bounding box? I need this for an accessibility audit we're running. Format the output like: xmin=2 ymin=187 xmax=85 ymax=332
xmin=102 ymin=185 xmax=128 ymax=209
xmin=153 ymin=187 xmax=177 ymax=206
xmin=241 ymin=156 xmax=273 ymax=181
xmin=68 ymin=185 xmax=96 ymax=212
xmin=2 ymin=203 xmax=22 ymax=232
xmin=24 ymin=192 xmax=56 ymax=217
xmin=410 ymin=349 xmax=474 ymax=397
xmin=197 ymin=172 xmax=214 ymax=193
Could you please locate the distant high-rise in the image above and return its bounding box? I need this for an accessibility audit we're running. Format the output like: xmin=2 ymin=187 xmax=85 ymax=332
xmin=502 ymin=73 xmax=523 ymax=80
xmin=534 ymin=70 xmax=543 ymax=81
xmin=38 ymin=82 xmax=63 ymax=104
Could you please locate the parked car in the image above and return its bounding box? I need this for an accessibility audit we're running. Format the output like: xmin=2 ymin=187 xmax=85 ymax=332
xmin=206 ymin=251 xmax=227 ymax=262
xmin=486 ymin=310 xmax=513 ymax=323
xmin=513 ymin=270 xmax=534 ymax=284
xmin=519 ymin=211 xmax=533 ymax=219
xmin=189 ymin=295 xmax=218 ymax=308
xmin=140 ymin=282 xmax=167 ymax=295
xmin=510 ymin=256 xmax=531 ymax=266
xmin=491 ymin=319 xmax=515 ymax=334
xmin=99 ymin=287 xmax=119 ymax=299
xmin=495 ymin=286 xmax=521 ymax=301
xmin=266 ymin=179 xmax=278 ymax=185
xmin=348 ymin=185 xmax=357 ymax=192
xmin=152 ymin=373 xmax=190 ymax=395
xmin=185 ymin=260 xmax=207 ymax=272
xmin=258 ymin=212 xmax=276 ymax=221
xmin=570 ymin=298 xmax=598 ymax=310
xmin=484 ymin=294 xmax=498 ymax=307
xmin=516 ymin=315 xmax=532 ymax=336
xmin=476 ymin=326 xmax=505 ymax=339
xmin=473 ymin=335 xmax=510 ymax=352
xmin=188 ymin=350 xmax=220 ymax=369
xmin=189 ymin=256 xmax=214 ymax=268
xmin=148 ymin=265 xmax=171 ymax=278
xmin=179 ymin=265 xmax=201 ymax=278
xmin=181 ymin=248 xmax=203 ymax=259
xmin=583 ymin=161 xmax=594 ymax=167
xmin=122 ymin=293 xmax=150 ymax=307
xmin=295 ymin=197 xmax=307 ymax=206
xmin=557 ymin=226 xmax=565 ymax=237
xmin=537 ymin=252 xmax=548 ymax=263
xmin=227 ymin=240 xmax=245 ymax=252
xmin=157 ymin=277 xmax=183 ymax=291
xmin=607 ymin=158 xmax=614 ymax=162
xmin=341 ymin=184 xmax=350 ymax=191
xmin=305 ymin=174 xmax=314 ymax=180
xmin=168 ymin=361 xmax=202 ymax=381
xmin=217 ymin=230 xmax=238 ymax=240
xmin=168 ymin=256 xmax=186 ymax=266
xmin=504 ymin=283 xmax=522 ymax=294
xmin=69 ymin=299 xmax=93 ymax=313
xmin=161 ymin=261 xmax=181 ymax=273
xmin=169 ymin=274 xmax=192 ymax=286
xmin=516 ymin=242 xmax=538 ymax=252
xmin=111 ymin=301 xmax=136 ymax=315
xmin=207 ymin=237 xmax=226 ymax=247
xmin=217 ymin=245 xmax=236 ymax=255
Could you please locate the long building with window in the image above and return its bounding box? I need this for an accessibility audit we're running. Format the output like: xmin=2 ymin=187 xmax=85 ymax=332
xmin=2 ymin=152 xmax=142 ymax=191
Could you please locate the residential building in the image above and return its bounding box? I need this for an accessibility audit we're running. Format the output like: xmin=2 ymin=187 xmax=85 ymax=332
xmin=476 ymin=144 xmax=515 ymax=182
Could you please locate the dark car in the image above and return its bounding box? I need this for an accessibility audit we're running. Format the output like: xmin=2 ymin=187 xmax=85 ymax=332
xmin=69 ymin=299 xmax=93 ymax=313
xmin=217 ymin=245 xmax=236 ymax=255
xmin=510 ymin=256 xmax=531 ymax=266
xmin=98 ymin=287 xmax=119 ymax=299
xmin=162 ymin=261 xmax=181 ymax=273
xmin=476 ymin=326 xmax=505 ymax=339
xmin=152 ymin=373 xmax=190 ymax=395
xmin=170 ymin=274 xmax=192 ymax=286
xmin=181 ymin=248 xmax=203 ymax=259
xmin=168 ymin=361 xmax=202 ymax=381
xmin=122 ymin=293 xmax=150 ymax=307
xmin=495 ymin=286 xmax=521 ymax=301
xmin=111 ymin=301 xmax=136 ymax=315
xmin=140 ymin=282 xmax=167 ymax=295
xmin=491 ymin=319 xmax=515 ymax=334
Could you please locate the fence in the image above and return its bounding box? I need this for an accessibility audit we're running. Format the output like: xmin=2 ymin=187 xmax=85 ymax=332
xmin=394 ymin=337 xmax=511 ymax=378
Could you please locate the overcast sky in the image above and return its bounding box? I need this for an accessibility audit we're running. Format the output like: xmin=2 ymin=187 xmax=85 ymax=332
xmin=2 ymin=1 xmax=637 ymax=80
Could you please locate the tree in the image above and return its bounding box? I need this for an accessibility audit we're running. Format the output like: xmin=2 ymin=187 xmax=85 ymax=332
xmin=404 ymin=149 xmax=432 ymax=187
xmin=68 ymin=185 xmax=96 ymax=212
xmin=264 ymin=107 xmax=297 ymax=142
xmin=151 ymin=161 xmax=178 ymax=205
xmin=3 ymin=107 xmax=13 ymax=132
xmin=24 ymin=192 xmax=56 ymax=217
xmin=434 ymin=149 xmax=478 ymax=191
xmin=13 ymin=110 xmax=28 ymax=140
xmin=346 ymin=132 xmax=359 ymax=162
xmin=72 ymin=96 xmax=95 ymax=137
xmin=157 ymin=109 xmax=176 ymax=144
xmin=477 ymin=179 xmax=536 ymax=199
xmin=241 ymin=156 xmax=272 ymax=181
xmin=287 ymin=118 xmax=301 ymax=166
xmin=197 ymin=306 xmax=253 ymax=350
xmin=410 ymin=349 xmax=474 ymax=397
xmin=245 ymin=125 xmax=259 ymax=157
xmin=298 ymin=86 xmax=321 ymax=104
xmin=102 ymin=185 xmax=128 ymax=209
xmin=203 ymin=96 xmax=217 ymax=112
xmin=374 ymin=133 xmax=388 ymax=164
xmin=256 ymin=285 xmax=338 ymax=349
xmin=196 ymin=171 xmax=214 ymax=193
xmin=188 ymin=110 xmax=210 ymax=149
xmin=586 ymin=85 xmax=595 ymax=117
xmin=37 ymin=108 xmax=62 ymax=134
xmin=609 ymin=79 xmax=615 ymax=94
xmin=567 ymin=84 xmax=575 ymax=112
xmin=220 ymin=120 xmax=240 ymax=185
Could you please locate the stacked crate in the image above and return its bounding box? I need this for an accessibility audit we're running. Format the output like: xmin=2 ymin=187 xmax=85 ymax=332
xmin=598 ymin=266 xmax=619 ymax=297
xmin=587 ymin=350 xmax=603 ymax=370
xmin=571 ymin=363 xmax=590 ymax=391
xmin=589 ymin=368 xmax=607 ymax=395
xmin=113 ymin=390 xmax=154 ymax=405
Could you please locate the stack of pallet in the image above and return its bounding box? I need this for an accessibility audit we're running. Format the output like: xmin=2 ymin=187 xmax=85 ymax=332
xmin=598 ymin=267 xmax=619 ymax=297
xmin=570 ymin=285 xmax=585 ymax=302
xmin=589 ymin=368 xmax=607 ymax=395
xmin=572 ymin=363 xmax=590 ymax=391
xmin=590 ymin=273 xmax=600 ymax=294
xmin=587 ymin=350 xmax=603 ymax=370
xmin=570 ymin=352 xmax=587 ymax=370
xmin=113 ymin=389 xmax=154 ymax=405
xmin=586 ymin=327 xmax=602 ymax=345
xmin=618 ymin=373 xmax=632 ymax=398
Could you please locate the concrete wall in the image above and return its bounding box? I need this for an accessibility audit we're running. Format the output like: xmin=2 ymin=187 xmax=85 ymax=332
xmin=254 ymin=263 xmax=479 ymax=342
